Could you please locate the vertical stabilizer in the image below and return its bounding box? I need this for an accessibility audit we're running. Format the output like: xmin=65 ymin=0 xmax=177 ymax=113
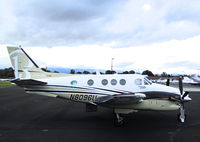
xmin=7 ymin=46 xmax=44 ymax=79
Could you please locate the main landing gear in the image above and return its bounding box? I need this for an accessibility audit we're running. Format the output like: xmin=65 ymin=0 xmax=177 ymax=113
xmin=114 ymin=113 xmax=124 ymax=127
xmin=113 ymin=109 xmax=137 ymax=126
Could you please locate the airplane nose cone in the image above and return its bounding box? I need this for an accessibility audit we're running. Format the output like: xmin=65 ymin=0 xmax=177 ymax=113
xmin=184 ymin=95 xmax=192 ymax=101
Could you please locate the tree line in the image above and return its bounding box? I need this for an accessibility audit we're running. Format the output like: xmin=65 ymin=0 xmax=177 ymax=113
xmin=0 ymin=67 xmax=161 ymax=78
xmin=65 ymin=69 xmax=155 ymax=76
xmin=0 ymin=68 xmax=14 ymax=78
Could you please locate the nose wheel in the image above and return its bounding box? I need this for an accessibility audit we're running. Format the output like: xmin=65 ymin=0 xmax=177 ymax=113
xmin=178 ymin=104 xmax=186 ymax=123
xmin=114 ymin=113 xmax=124 ymax=127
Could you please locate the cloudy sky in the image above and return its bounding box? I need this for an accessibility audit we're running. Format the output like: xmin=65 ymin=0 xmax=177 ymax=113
xmin=0 ymin=0 xmax=200 ymax=74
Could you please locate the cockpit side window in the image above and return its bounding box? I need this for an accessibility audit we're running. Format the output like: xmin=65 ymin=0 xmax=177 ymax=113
xmin=144 ymin=80 xmax=149 ymax=85
xmin=144 ymin=77 xmax=152 ymax=85
xmin=135 ymin=79 xmax=142 ymax=85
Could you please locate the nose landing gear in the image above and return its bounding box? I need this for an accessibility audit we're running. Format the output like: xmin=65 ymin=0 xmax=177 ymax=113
xmin=178 ymin=104 xmax=186 ymax=123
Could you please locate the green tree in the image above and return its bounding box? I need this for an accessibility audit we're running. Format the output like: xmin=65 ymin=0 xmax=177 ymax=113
xmin=0 ymin=67 xmax=14 ymax=78
xmin=161 ymin=72 xmax=168 ymax=77
xmin=105 ymin=70 xmax=116 ymax=74
xmin=83 ymin=71 xmax=90 ymax=74
xmin=70 ymin=69 xmax=75 ymax=74
xmin=77 ymin=72 xmax=82 ymax=74
xmin=122 ymin=71 xmax=129 ymax=74
xmin=92 ymin=72 xmax=96 ymax=75
xmin=142 ymin=70 xmax=154 ymax=76
xmin=129 ymin=70 xmax=135 ymax=74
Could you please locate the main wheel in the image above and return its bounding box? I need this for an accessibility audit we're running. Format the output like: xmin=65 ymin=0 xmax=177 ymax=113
xmin=114 ymin=118 xmax=124 ymax=127
xmin=177 ymin=113 xmax=186 ymax=123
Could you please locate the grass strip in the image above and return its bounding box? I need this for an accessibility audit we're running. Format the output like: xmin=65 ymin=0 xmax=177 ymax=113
xmin=0 ymin=81 xmax=12 ymax=87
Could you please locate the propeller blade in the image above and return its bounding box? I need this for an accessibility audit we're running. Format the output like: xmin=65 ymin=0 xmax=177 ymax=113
xmin=166 ymin=79 xmax=170 ymax=86
xmin=182 ymin=91 xmax=189 ymax=100
xmin=179 ymin=77 xmax=183 ymax=95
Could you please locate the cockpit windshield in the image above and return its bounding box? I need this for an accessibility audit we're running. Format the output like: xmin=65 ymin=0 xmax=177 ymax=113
xmin=144 ymin=77 xmax=152 ymax=85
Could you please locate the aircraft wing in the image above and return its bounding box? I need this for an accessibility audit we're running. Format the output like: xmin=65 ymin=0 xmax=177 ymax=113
xmin=94 ymin=93 xmax=146 ymax=106
xmin=11 ymin=79 xmax=47 ymax=86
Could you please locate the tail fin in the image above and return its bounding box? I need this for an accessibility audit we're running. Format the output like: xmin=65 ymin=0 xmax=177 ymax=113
xmin=7 ymin=46 xmax=45 ymax=79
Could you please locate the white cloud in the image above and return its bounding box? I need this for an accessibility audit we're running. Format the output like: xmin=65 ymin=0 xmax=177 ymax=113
xmin=0 ymin=0 xmax=18 ymax=44
xmin=104 ymin=0 xmax=200 ymax=46
xmin=0 ymin=45 xmax=12 ymax=68
xmin=1 ymin=0 xmax=200 ymax=47
xmin=143 ymin=4 xmax=151 ymax=12
xmin=1 ymin=0 xmax=200 ymax=75
xmin=1 ymin=36 xmax=200 ymax=74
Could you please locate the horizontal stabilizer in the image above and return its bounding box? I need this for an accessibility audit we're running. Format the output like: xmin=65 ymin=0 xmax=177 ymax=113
xmin=94 ymin=93 xmax=146 ymax=106
xmin=11 ymin=79 xmax=47 ymax=86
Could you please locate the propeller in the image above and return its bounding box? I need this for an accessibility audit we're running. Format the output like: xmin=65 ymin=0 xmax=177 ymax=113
xmin=179 ymin=77 xmax=183 ymax=95
xmin=166 ymin=78 xmax=170 ymax=86
xmin=178 ymin=76 xmax=189 ymax=100
xmin=178 ymin=76 xmax=191 ymax=123
xmin=182 ymin=91 xmax=189 ymax=100
xmin=166 ymin=75 xmax=171 ymax=86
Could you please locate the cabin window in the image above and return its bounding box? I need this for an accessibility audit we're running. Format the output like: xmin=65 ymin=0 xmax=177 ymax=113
xmin=71 ymin=80 xmax=77 ymax=86
xmin=135 ymin=79 xmax=142 ymax=85
xmin=111 ymin=79 xmax=117 ymax=85
xmin=120 ymin=79 xmax=126 ymax=85
xmin=87 ymin=79 xmax=94 ymax=86
xmin=102 ymin=79 xmax=108 ymax=85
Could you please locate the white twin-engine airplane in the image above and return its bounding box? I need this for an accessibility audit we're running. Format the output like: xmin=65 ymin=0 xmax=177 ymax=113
xmin=7 ymin=46 xmax=191 ymax=126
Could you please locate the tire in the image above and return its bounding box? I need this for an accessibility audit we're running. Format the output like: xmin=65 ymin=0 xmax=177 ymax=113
xmin=114 ymin=118 xmax=124 ymax=127
xmin=177 ymin=113 xmax=186 ymax=123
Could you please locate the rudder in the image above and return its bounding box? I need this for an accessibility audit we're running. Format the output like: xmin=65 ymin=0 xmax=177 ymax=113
xmin=7 ymin=46 xmax=44 ymax=79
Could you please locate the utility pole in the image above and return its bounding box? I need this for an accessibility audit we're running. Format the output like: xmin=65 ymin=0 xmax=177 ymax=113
xmin=111 ymin=58 xmax=114 ymax=71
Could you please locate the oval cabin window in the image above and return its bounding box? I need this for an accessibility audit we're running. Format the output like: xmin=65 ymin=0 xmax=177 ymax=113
xmin=111 ymin=79 xmax=117 ymax=85
xmin=71 ymin=80 xmax=77 ymax=86
xmin=87 ymin=79 xmax=94 ymax=86
xmin=120 ymin=79 xmax=126 ymax=85
xmin=102 ymin=79 xmax=108 ymax=86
